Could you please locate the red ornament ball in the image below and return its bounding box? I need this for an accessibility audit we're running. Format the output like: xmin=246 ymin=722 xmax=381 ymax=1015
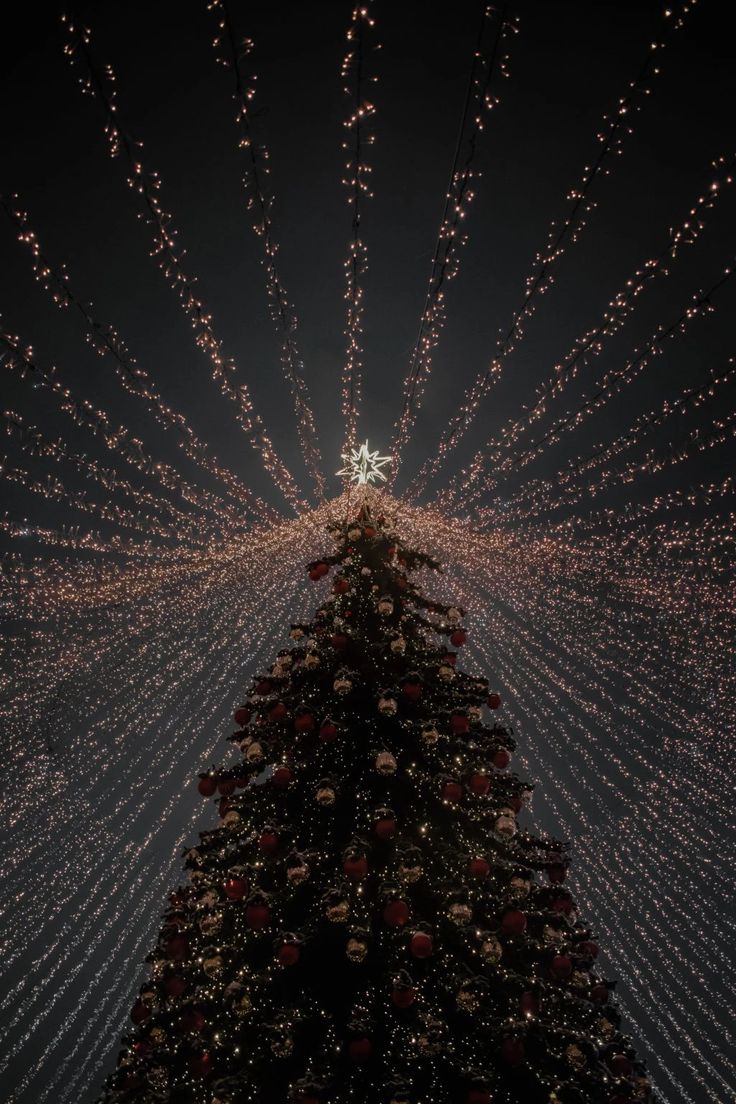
xmin=121 ymin=1074 xmax=144 ymax=1091
xmin=294 ymin=711 xmax=315 ymax=733
xmin=579 ymin=939 xmax=599 ymax=959
xmin=245 ymin=902 xmax=271 ymax=929
xmin=375 ymin=816 xmax=396 ymax=840
xmin=188 ymin=1052 xmax=212 ymax=1079
xmin=258 ymin=830 xmax=279 ymax=854
xmin=197 ymin=775 xmax=217 ymax=797
xmin=223 ymin=877 xmax=248 ymax=900
xmin=500 ymin=1037 xmax=525 ymax=1066
xmin=607 ymin=1053 xmax=633 ymax=1077
xmin=278 ymin=942 xmax=300 ymax=967
xmin=334 ymin=578 xmax=350 ymax=594
xmin=519 ymin=991 xmax=540 ymax=1016
xmin=449 ymin=628 xmax=467 ymax=647
xmin=442 ymin=780 xmax=463 ymax=803
xmin=469 ymin=771 xmax=490 ymax=796
xmin=492 ymin=747 xmax=510 ymax=770
xmin=343 ymin=855 xmax=368 ymax=881
xmin=590 ymin=983 xmax=609 ymax=1004
xmin=233 ymin=707 xmax=251 ymax=726
xmin=217 ymin=777 xmax=236 ymax=797
xmin=450 ymin=712 xmax=470 ymax=735
xmin=130 ymin=1000 xmax=150 ymax=1025
xmin=409 ymin=931 xmax=434 ymax=959
xmin=363 ymin=525 xmax=376 ymax=538
xmin=383 ymin=899 xmax=411 ymax=928
xmin=272 ymin=766 xmax=293 ymax=789
xmin=401 ymin=680 xmax=422 ymax=702
xmin=255 ymin=678 xmax=273 ymax=696
xmin=468 ymin=857 xmax=490 ymax=879
xmin=162 ymin=974 xmax=187 ymax=997
xmin=391 ymin=985 xmax=415 ymax=1009
xmin=179 ymin=1007 xmax=206 ymax=1033
xmin=501 ymin=909 xmax=527 ymax=936
xmin=348 ymin=1037 xmax=373 ymax=1063
xmin=268 ymin=701 xmax=288 ymax=723
xmin=319 ymin=721 xmax=338 ymax=742
xmin=550 ymin=954 xmax=573 ymax=979
xmin=487 ymin=691 xmax=501 ymax=710
xmin=163 ymin=934 xmax=188 ymax=961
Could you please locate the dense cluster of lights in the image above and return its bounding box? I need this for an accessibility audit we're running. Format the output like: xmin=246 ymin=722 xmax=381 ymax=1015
xmin=387 ymin=3 xmax=518 ymax=485
xmin=0 ymin=329 xmax=256 ymax=534
xmin=339 ymin=4 xmax=378 ymax=457
xmin=405 ymin=0 xmax=696 ymax=499
xmin=464 ymin=263 xmax=735 ymax=526
xmin=207 ymin=0 xmax=326 ymax=501
xmin=436 ymin=154 xmax=736 ymax=511
xmin=61 ymin=17 xmax=308 ymax=514
xmin=0 ymin=205 xmax=280 ymax=528
xmin=2 ymin=493 xmax=733 ymax=1101
xmin=1 ymin=4 xmax=733 ymax=1102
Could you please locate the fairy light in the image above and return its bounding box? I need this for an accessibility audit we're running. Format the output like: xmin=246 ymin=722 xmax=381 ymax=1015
xmin=207 ymin=0 xmax=327 ymax=500
xmin=470 ymin=351 xmax=736 ymax=526
xmin=4 ymin=492 xmax=729 ymax=1101
xmin=339 ymin=4 xmax=378 ymax=456
xmin=407 ymin=0 xmax=696 ymax=500
xmin=388 ymin=3 xmax=519 ymax=485
xmin=60 ymin=17 xmax=308 ymax=514
xmin=438 ymin=154 xmax=736 ymax=510
xmin=0 ymin=328 xmax=257 ymax=534
xmin=464 ymin=262 xmax=736 ymax=524
xmin=1 ymin=4 xmax=732 ymax=1100
xmin=1 ymin=409 xmax=221 ymax=548
xmin=1 ymin=201 xmax=281 ymax=527
xmin=502 ymin=363 xmax=736 ymax=522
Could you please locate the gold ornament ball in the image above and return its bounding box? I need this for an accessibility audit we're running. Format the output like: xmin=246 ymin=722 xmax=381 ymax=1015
xmin=375 ymin=751 xmax=398 ymax=775
xmin=480 ymin=934 xmax=503 ymax=964
xmin=346 ymin=937 xmax=368 ymax=962
xmin=203 ymin=955 xmax=224 ymax=977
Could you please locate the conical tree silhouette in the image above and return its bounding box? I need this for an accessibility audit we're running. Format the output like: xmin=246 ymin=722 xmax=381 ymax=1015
xmin=101 ymin=501 xmax=653 ymax=1104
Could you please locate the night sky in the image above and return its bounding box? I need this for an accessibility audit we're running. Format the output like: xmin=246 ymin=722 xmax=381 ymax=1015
xmin=1 ymin=1 xmax=735 ymax=1101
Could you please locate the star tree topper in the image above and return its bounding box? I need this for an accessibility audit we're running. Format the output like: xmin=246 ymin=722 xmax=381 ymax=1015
xmin=337 ymin=440 xmax=392 ymax=485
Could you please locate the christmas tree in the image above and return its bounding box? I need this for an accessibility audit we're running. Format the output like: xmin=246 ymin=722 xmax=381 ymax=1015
xmin=101 ymin=497 xmax=653 ymax=1104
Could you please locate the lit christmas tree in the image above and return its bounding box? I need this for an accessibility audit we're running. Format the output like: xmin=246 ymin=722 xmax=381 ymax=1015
xmin=100 ymin=494 xmax=653 ymax=1104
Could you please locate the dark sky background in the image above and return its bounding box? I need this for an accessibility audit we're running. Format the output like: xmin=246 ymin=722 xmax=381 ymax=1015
xmin=1 ymin=1 xmax=735 ymax=1102
xmin=2 ymin=0 xmax=735 ymax=526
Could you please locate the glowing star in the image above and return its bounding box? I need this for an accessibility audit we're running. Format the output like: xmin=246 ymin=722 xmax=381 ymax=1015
xmin=337 ymin=441 xmax=392 ymax=486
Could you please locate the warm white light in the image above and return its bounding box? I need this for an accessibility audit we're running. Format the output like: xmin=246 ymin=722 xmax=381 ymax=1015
xmin=336 ymin=440 xmax=391 ymax=485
